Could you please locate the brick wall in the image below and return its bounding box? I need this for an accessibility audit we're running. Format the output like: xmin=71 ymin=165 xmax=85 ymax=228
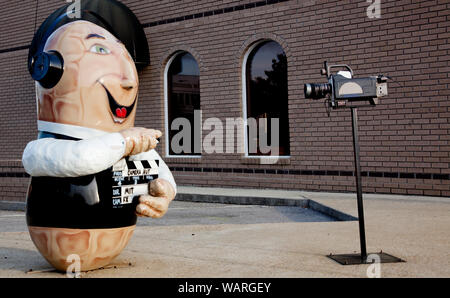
xmin=0 ymin=0 xmax=449 ymax=202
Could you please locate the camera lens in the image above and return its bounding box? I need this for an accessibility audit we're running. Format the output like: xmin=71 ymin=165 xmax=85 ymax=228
xmin=304 ymin=83 xmax=332 ymax=99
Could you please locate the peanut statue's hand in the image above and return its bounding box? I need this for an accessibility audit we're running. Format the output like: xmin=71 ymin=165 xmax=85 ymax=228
xmin=136 ymin=178 xmax=176 ymax=218
xmin=120 ymin=127 xmax=162 ymax=156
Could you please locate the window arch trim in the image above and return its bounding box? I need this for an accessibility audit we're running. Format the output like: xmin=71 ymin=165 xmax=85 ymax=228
xmin=241 ymin=39 xmax=291 ymax=159
xmin=164 ymin=51 xmax=202 ymax=158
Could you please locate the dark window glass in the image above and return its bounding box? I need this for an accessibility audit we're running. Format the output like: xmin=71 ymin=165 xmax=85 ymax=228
xmin=246 ymin=41 xmax=290 ymax=156
xmin=167 ymin=52 xmax=201 ymax=155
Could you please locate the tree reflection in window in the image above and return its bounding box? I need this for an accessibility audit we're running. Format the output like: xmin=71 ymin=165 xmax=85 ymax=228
xmin=167 ymin=52 xmax=201 ymax=156
xmin=246 ymin=41 xmax=290 ymax=156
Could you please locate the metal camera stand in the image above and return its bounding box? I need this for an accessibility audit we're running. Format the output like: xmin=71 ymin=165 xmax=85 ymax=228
xmin=327 ymin=106 xmax=405 ymax=265
xmin=305 ymin=61 xmax=405 ymax=265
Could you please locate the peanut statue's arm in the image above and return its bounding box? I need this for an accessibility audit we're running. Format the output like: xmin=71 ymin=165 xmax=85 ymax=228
xmin=22 ymin=133 xmax=127 ymax=177
xmin=22 ymin=127 xmax=163 ymax=178
xmin=22 ymin=128 xmax=177 ymax=218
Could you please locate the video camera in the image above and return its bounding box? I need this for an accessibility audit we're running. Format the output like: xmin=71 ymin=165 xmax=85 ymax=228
xmin=304 ymin=61 xmax=388 ymax=113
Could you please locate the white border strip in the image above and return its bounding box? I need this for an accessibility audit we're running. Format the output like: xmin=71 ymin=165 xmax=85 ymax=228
xmin=37 ymin=120 xmax=107 ymax=139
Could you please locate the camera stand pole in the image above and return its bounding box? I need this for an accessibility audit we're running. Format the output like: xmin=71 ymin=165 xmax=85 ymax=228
xmin=351 ymin=107 xmax=367 ymax=261
xmin=327 ymin=107 xmax=405 ymax=265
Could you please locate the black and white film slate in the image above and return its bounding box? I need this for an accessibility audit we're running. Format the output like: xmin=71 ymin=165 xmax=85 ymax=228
xmin=111 ymin=158 xmax=159 ymax=207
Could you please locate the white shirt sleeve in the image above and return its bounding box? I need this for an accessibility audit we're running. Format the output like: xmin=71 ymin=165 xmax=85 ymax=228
xmin=129 ymin=150 xmax=177 ymax=195
xmin=22 ymin=133 xmax=126 ymax=177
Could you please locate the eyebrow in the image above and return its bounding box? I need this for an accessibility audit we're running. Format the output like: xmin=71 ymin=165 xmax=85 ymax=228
xmin=85 ymin=33 xmax=106 ymax=40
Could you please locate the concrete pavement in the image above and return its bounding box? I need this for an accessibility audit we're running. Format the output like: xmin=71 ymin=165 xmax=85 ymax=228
xmin=0 ymin=186 xmax=449 ymax=278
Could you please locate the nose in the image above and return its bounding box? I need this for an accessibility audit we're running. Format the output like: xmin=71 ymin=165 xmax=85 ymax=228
xmin=120 ymin=52 xmax=137 ymax=90
xmin=121 ymin=79 xmax=136 ymax=90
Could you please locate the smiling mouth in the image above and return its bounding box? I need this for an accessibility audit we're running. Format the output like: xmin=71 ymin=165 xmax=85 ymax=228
xmin=100 ymin=83 xmax=137 ymax=124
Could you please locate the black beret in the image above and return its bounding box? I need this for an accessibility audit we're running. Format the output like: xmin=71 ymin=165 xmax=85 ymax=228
xmin=28 ymin=0 xmax=150 ymax=71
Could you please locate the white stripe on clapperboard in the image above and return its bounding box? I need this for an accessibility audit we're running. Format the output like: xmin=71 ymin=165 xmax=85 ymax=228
xmin=135 ymin=160 xmax=144 ymax=171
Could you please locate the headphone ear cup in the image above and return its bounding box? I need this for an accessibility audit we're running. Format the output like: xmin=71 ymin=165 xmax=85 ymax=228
xmin=30 ymin=51 xmax=64 ymax=89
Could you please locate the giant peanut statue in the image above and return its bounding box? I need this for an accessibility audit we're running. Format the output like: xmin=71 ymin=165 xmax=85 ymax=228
xmin=22 ymin=0 xmax=176 ymax=272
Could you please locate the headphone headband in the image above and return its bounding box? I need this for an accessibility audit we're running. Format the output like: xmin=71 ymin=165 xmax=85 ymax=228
xmin=37 ymin=11 xmax=71 ymax=54
xmin=37 ymin=10 xmax=116 ymax=54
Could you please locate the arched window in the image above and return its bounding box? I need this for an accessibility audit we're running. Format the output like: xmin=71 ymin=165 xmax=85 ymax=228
xmin=165 ymin=52 xmax=201 ymax=156
xmin=243 ymin=40 xmax=290 ymax=156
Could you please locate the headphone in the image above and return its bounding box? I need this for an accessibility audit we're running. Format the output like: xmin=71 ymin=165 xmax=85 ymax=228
xmin=29 ymin=12 xmax=70 ymax=89
xmin=29 ymin=9 xmax=115 ymax=89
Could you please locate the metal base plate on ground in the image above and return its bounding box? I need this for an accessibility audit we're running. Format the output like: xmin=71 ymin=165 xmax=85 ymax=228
xmin=327 ymin=252 xmax=405 ymax=265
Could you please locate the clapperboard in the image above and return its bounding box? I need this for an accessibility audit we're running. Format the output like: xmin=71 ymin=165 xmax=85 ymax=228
xmin=111 ymin=158 xmax=159 ymax=208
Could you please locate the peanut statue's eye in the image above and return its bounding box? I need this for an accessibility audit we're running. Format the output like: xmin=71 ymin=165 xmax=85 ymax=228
xmin=90 ymin=44 xmax=111 ymax=55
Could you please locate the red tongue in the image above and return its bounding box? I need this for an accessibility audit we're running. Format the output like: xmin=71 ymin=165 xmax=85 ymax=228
xmin=115 ymin=107 xmax=127 ymax=118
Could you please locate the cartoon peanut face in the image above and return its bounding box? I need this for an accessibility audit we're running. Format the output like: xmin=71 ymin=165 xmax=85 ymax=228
xmin=36 ymin=20 xmax=139 ymax=132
